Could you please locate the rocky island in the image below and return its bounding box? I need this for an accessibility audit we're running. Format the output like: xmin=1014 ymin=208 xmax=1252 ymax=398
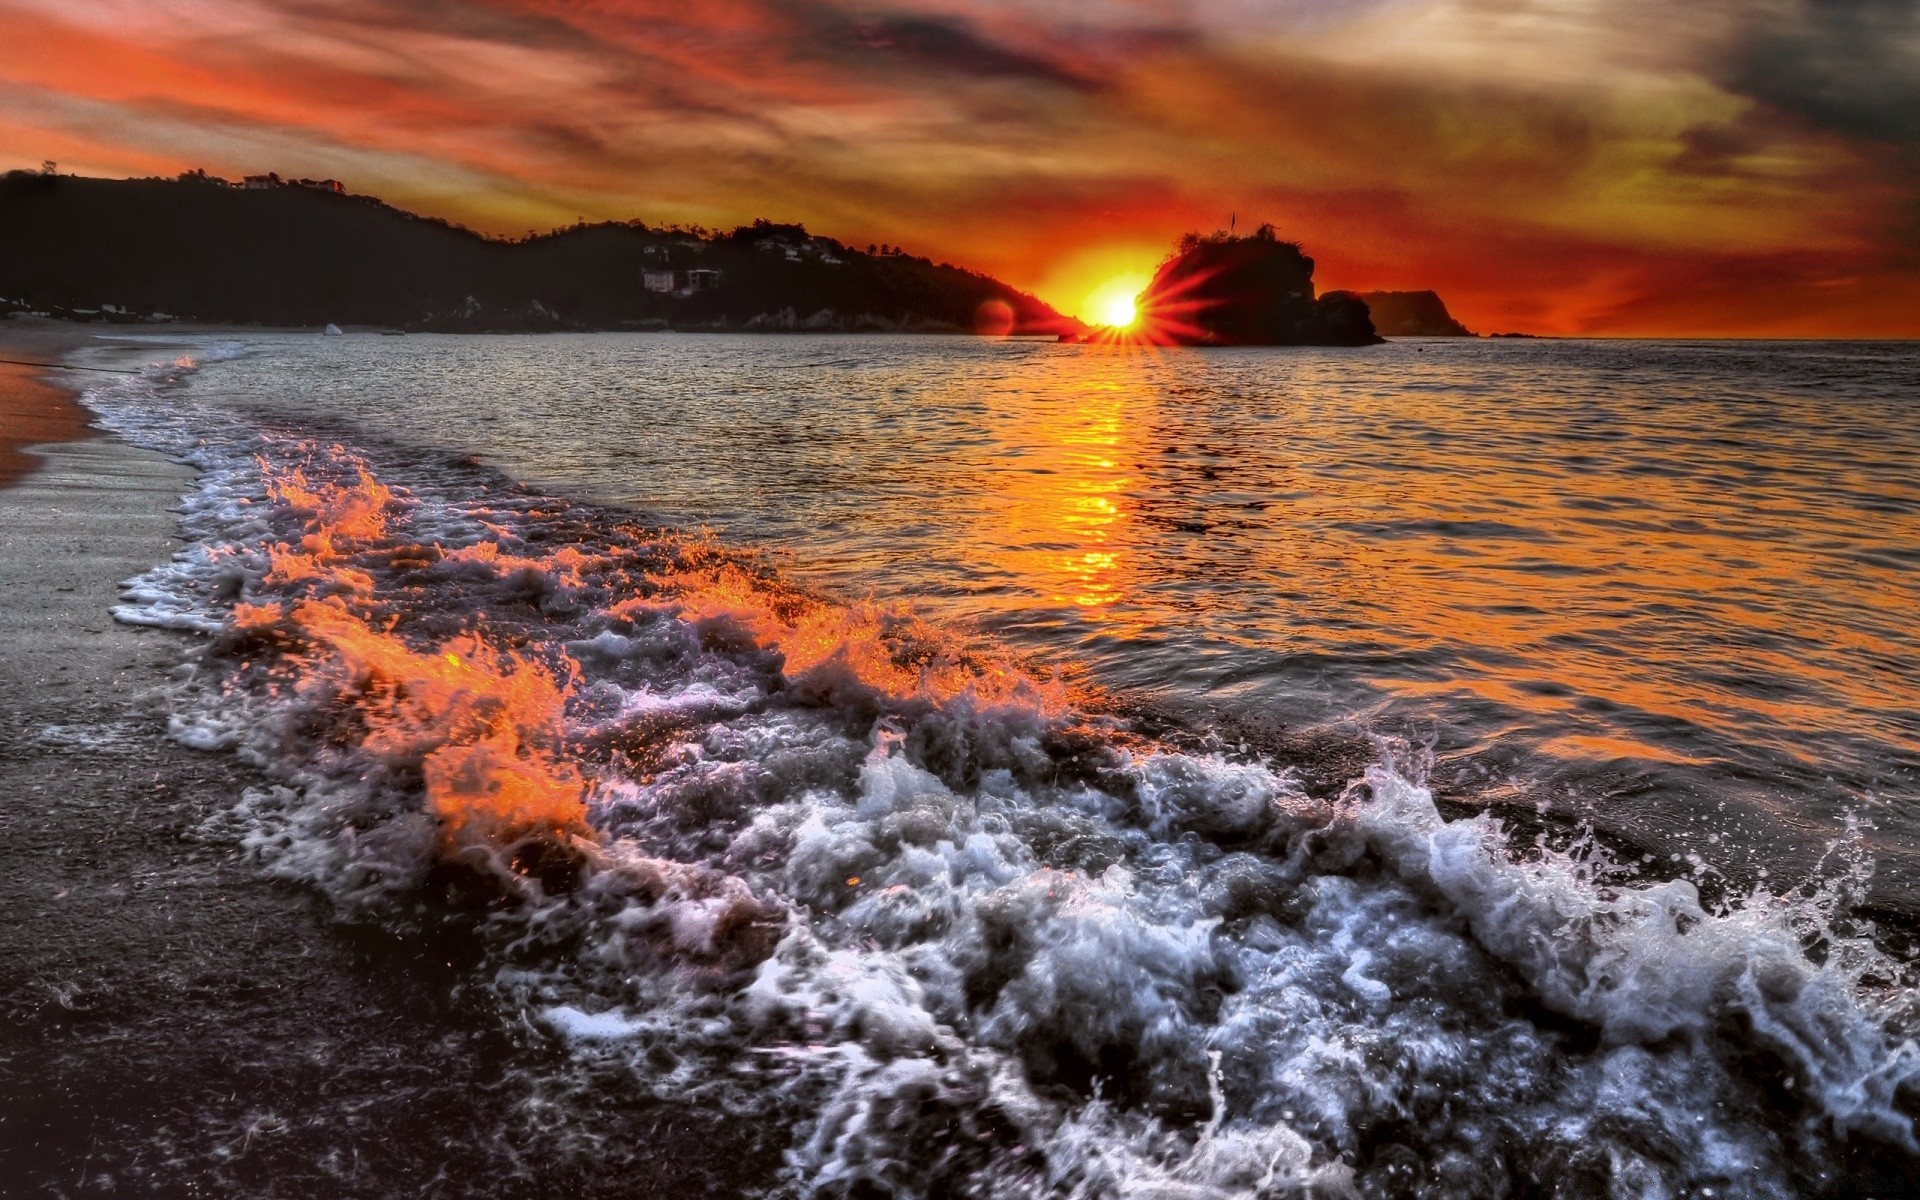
xmin=1343 ymin=289 xmax=1474 ymax=337
xmin=1120 ymin=226 xmax=1380 ymax=346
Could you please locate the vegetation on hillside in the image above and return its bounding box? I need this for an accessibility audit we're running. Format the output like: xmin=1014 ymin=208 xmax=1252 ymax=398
xmin=1133 ymin=224 xmax=1380 ymax=347
xmin=0 ymin=172 xmax=1073 ymax=335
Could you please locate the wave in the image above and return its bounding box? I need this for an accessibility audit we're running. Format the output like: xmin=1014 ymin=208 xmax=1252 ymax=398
xmin=85 ymin=351 xmax=1920 ymax=1197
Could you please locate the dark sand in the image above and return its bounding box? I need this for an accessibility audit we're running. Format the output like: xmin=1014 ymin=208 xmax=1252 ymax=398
xmin=0 ymin=324 xmax=778 ymax=1197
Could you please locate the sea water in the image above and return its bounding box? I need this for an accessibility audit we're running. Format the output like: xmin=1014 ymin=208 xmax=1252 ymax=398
xmin=74 ymin=333 xmax=1920 ymax=1196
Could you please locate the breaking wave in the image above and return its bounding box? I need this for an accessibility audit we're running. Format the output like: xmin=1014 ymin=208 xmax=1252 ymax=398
xmin=87 ymin=352 xmax=1920 ymax=1196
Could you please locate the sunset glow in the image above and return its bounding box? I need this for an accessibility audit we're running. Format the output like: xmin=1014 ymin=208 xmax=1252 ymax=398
xmin=1089 ymin=279 xmax=1143 ymax=330
xmin=1 ymin=1 xmax=1917 ymax=334
xmin=1039 ymin=244 xmax=1165 ymax=328
xmin=7 ymin=0 xmax=1920 ymax=1188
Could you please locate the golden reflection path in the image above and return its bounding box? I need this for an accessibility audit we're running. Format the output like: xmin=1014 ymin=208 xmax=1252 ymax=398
xmin=966 ymin=343 xmax=1178 ymax=612
xmin=200 ymin=335 xmax=1920 ymax=805
xmin=920 ymin=344 xmax=1920 ymax=777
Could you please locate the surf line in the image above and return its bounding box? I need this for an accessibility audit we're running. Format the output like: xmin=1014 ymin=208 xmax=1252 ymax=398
xmin=0 ymin=358 xmax=141 ymax=375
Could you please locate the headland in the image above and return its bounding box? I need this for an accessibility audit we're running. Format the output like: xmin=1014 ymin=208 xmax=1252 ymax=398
xmin=0 ymin=171 xmax=1074 ymax=337
xmin=1120 ymin=226 xmax=1381 ymax=346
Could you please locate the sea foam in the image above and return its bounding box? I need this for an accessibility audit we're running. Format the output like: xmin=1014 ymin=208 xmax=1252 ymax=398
xmin=81 ymin=351 xmax=1920 ymax=1197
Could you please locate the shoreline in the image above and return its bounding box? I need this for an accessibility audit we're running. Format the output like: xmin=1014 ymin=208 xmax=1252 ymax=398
xmin=0 ymin=323 xmax=778 ymax=1196
xmin=0 ymin=321 xmax=99 ymax=489
xmin=5 ymin=319 xmax=1914 ymax=1193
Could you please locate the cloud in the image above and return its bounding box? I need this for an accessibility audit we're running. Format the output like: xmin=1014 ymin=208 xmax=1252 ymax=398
xmin=0 ymin=0 xmax=1916 ymax=333
xmin=839 ymin=13 xmax=1097 ymax=89
xmin=1723 ymin=0 xmax=1920 ymax=146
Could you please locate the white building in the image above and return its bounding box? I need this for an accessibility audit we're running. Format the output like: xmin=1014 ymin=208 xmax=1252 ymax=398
xmin=643 ymin=270 xmax=676 ymax=293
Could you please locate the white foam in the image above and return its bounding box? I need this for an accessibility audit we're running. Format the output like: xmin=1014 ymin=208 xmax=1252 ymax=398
xmin=543 ymin=1005 xmax=647 ymax=1041
xmin=76 ymin=349 xmax=1920 ymax=1197
xmin=30 ymin=721 xmax=146 ymax=754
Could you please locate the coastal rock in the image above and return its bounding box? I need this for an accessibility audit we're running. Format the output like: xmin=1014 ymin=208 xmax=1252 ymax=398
xmin=1135 ymin=227 xmax=1381 ymax=347
xmin=1344 ymin=289 xmax=1474 ymax=337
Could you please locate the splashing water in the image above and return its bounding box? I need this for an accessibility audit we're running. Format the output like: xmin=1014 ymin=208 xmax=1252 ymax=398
xmin=79 ymin=350 xmax=1920 ymax=1197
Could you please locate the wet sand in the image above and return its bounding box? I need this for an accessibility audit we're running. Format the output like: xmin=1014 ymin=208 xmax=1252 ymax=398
xmin=0 ymin=325 xmax=779 ymax=1196
xmin=0 ymin=323 xmax=96 ymax=488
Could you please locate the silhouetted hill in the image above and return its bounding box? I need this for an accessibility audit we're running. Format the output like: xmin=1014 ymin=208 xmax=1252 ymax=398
xmin=1126 ymin=226 xmax=1379 ymax=347
xmin=1344 ymin=290 xmax=1473 ymax=337
xmin=0 ymin=172 xmax=1075 ymax=335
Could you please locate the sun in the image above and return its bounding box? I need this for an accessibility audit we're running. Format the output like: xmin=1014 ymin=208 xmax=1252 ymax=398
xmin=1037 ymin=245 xmax=1162 ymax=330
xmin=1086 ymin=276 xmax=1145 ymax=329
xmin=1093 ymin=287 xmax=1139 ymax=329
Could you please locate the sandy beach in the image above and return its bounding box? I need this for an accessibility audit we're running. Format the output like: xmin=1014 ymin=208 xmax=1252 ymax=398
xmin=6 ymin=321 xmax=1912 ymax=1196
xmin=0 ymin=323 xmax=775 ymax=1196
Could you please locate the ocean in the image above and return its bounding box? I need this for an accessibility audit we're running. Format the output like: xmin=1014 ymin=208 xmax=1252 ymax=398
xmin=68 ymin=332 xmax=1920 ymax=1196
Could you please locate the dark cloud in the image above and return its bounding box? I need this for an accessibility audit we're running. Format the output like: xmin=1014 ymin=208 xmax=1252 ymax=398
xmin=1724 ymin=0 xmax=1920 ymax=145
xmin=276 ymin=0 xmax=606 ymax=53
xmin=1668 ymin=116 xmax=1769 ymax=175
xmin=9 ymin=0 xmax=1920 ymax=332
xmin=844 ymin=15 xmax=1098 ymax=90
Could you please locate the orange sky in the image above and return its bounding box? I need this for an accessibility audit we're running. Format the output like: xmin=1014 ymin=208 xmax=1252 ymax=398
xmin=3 ymin=0 xmax=1917 ymax=334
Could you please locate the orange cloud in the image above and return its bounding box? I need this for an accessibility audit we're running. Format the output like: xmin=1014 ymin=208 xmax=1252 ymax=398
xmin=0 ymin=0 xmax=1914 ymax=335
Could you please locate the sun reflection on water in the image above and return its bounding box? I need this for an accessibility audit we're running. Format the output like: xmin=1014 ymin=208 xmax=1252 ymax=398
xmin=203 ymin=335 xmax=1920 ymax=892
xmin=983 ymin=366 xmax=1150 ymax=610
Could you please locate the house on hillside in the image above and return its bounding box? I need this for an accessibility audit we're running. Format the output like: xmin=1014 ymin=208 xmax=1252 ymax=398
xmin=749 ymin=228 xmax=849 ymax=266
xmin=239 ymin=173 xmax=342 ymax=193
xmin=683 ymin=269 xmax=721 ymax=293
xmin=643 ymin=270 xmax=676 ymax=293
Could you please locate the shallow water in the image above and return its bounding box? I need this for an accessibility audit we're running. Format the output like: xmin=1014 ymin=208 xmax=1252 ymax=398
xmin=69 ymin=333 xmax=1920 ymax=1196
xmin=116 ymin=333 xmax=1920 ymax=901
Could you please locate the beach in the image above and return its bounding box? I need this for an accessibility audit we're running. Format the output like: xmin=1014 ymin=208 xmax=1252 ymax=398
xmin=0 ymin=323 xmax=95 ymax=488
xmin=0 ymin=324 xmax=777 ymax=1196
xmin=3 ymin=326 xmax=1913 ymax=1196
xmin=6 ymin=0 xmax=1917 ymax=1184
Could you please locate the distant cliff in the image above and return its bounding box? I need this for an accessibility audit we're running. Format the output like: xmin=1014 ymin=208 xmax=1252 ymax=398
xmin=1344 ymin=290 xmax=1473 ymax=337
xmin=0 ymin=171 xmax=1074 ymax=335
xmin=1127 ymin=227 xmax=1379 ymax=347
